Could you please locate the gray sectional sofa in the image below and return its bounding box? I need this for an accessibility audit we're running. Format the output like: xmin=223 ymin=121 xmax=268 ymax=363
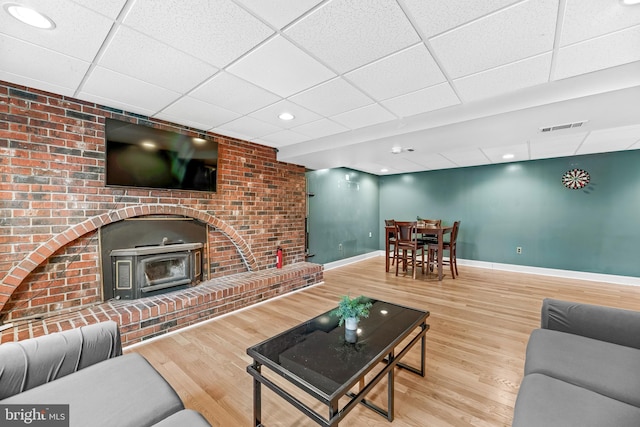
xmin=512 ymin=298 xmax=640 ymax=427
xmin=0 ymin=321 xmax=211 ymax=427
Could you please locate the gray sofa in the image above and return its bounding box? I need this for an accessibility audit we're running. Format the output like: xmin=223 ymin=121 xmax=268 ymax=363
xmin=512 ymin=298 xmax=640 ymax=427
xmin=0 ymin=321 xmax=211 ymax=427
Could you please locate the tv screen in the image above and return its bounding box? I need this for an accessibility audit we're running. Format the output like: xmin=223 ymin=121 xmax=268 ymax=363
xmin=105 ymin=118 xmax=217 ymax=192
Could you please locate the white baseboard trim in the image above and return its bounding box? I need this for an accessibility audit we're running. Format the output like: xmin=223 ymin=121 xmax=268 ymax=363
xmin=360 ymin=251 xmax=640 ymax=287
xmin=323 ymin=252 xmax=381 ymax=271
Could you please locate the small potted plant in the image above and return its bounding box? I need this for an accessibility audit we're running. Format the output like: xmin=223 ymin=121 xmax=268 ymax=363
xmin=333 ymin=295 xmax=373 ymax=331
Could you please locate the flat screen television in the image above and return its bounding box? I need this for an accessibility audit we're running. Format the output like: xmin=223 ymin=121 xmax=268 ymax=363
xmin=105 ymin=118 xmax=217 ymax=192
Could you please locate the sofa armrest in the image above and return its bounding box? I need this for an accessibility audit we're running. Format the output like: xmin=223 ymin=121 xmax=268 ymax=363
xmin=541 ymin=298 xmax=640 ymax=349
xmin=0 ymin=321 xmax=122 ymax=400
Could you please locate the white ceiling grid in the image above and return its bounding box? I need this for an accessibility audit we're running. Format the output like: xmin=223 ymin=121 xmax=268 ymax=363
xmin=0 ymin=0 xmax=638 ymax=174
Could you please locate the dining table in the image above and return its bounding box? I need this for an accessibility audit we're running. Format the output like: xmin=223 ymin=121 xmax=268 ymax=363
xmin=385 ymin=223 xmax=453 ymax=281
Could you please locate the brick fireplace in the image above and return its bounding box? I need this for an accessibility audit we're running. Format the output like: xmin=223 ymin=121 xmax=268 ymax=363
xmin=0 ymin=80 xmax=323 ymax=344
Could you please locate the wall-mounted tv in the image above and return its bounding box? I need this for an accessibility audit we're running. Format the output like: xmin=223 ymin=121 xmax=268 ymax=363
xmin=105 ymin=118 xmax=217 ymax=192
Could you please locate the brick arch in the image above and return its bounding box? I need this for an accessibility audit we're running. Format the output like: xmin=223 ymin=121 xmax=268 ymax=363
xmin=0 ymin=204 xmax=258 ymax=312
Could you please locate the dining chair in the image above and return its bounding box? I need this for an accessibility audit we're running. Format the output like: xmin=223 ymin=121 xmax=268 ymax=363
xmin=417 ymin=218 xmax=442 ymax=246
xmin=393 ymin=221 xmax=425 ymax=279
xmin=427 ymin=221 xmax=461 ymax=279
xmin=385 ymin=219 xmax=396 ymax=267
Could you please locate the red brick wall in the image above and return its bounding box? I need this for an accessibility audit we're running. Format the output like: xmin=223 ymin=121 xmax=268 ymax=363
xmin=0 ymin=80 xmax=307 ymax=323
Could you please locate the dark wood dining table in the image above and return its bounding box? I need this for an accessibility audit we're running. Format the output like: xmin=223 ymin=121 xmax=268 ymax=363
xmin=385 ymin=224 xmax=453 ymax=281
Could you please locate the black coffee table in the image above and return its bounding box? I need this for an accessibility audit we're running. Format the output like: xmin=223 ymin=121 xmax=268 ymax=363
xmin=246 ymin=298 xmax=430 ymax=426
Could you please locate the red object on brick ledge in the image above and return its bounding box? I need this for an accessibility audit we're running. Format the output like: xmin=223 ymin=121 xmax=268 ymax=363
xmin=276 ymin=247 xmax=283 ymax=269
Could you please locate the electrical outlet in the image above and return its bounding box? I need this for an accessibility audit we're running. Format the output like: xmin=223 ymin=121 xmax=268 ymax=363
xmin=516 ymin=247 xmax=522 ymax=254
xmin=338 ymin=243 xmax=343 ymax=251
xmin=368 ymin=232 xmax=372 ymax=238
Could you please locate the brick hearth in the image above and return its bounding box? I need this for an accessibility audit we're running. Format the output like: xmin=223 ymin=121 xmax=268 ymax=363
xmin=1 ymin=262 xmax=323 ymax=345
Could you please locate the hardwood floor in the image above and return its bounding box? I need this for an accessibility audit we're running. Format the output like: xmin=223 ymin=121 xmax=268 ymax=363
xmin=128 ymin=258 xmax=640 ymax=426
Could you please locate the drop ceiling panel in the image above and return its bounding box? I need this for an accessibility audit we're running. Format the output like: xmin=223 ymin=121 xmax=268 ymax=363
xmin=561 ymin=0 xmax=640 ymax=46
xmin=381 ymin=83 xmax=460 ymax=118
xmin=249 ymin=100 xmax=322 ymax=129
xmin=290 ymin=118 xmax=350 ymax=139
xmin=189 ymin=72 xmax=281 ymax=115
xmin=289 ymin=78 xmax=373 ymax=116
xmin=80 ymin=67 xmax=181 ymax=112
xmin=226 ymin=36 xmax=335 ymax=97
xmin=454 ymin=53 xmax=552 ymax=102
xmin=284 ymin=0 xmax=420 ymax=73
xmin=554 ymin=25 xmax=640 ymax=80
xmin=0 ymin=35 xmax=90 ymax=94
xmin=235 ymin=0 xmax=324 ymax=29
xmin=481 ymin=143 xmax=530 ymax=163
xmin=214 ymin=116 xmax=282 ymax=140
xmin=0 ymin=0 xmax=114 ymax=61
xmin=430 ymin=0 xmax=558 ymax=79
xmin=98 ymin=27 xmax=218 ymax=93
xmin=441 ymin=149 xmax=492 ymax=168
xmin=73 ymin=0 xmax=127 ymax=18
xmin=258 ymin=129 xmax=310 ymax=147
xmin=402 ymin=0 xmax=520 ymax=38
xmin=577 ymin=124 xmax=640 ymax=155
xmin=529 ymin=132 xmax=587 ymax=159
xmin=345 ymin=44 xmax=446 ymax=101
xmin=122 ymin=0 xmax=274 ymax=67
xmin=331 ymin=104 xmax=396 ymax=130
xmin=159 ymin=97 xmax=241 ymax=129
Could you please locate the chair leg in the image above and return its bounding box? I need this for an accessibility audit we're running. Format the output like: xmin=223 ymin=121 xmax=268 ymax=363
xmin=453 ymin=248 xmax=459 ymax=276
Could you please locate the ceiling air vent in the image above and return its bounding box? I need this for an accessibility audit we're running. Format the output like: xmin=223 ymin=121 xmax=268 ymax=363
xmin=539 ymin=121 xmax=587 ymax=133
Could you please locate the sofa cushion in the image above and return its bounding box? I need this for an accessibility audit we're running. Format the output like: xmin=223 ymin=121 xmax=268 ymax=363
xmin=524 ymin=328 xmax=640 ymax=408
xmin=513 ymin=373 xmax=640 ymax=427
xmin=1 ymin=353 xmax=184 ymax=427
xmin=151 ymin=409 xmax=211 ymax=426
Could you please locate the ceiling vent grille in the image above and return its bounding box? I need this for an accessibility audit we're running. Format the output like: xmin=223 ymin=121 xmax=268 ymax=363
xmin=539 ymin=121 xmax=587 ymax=133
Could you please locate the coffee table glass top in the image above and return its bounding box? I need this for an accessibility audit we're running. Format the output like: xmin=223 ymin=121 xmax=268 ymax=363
xmin=247 ymin=298 xmax=428 ymax=397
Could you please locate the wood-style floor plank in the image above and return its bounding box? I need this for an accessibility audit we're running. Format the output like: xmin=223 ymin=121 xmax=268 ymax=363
xmin=128 ymin=258 xmax=640 ymax=426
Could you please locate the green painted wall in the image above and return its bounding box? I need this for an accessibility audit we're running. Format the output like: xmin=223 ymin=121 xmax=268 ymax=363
xmin=306 ymin=150 xmax=640 ymax=277
xmin=306 ymin=168 xmax=380 ymax=264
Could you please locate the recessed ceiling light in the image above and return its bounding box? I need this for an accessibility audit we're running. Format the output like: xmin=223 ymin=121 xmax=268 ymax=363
xmin=620 ymin=0 xmax=640 ymax=5
xmin=502 ymin=153 xmax=515 ymax=160
xmin=278 ymin=112 xmax=294 ymax=121
xmin=391 ymin=146 xmax=402 ymax=154
xmin=4 ymin=4 xmax=56 ymax=29
xmin=380 ymin=168 xmax=388 ymax=173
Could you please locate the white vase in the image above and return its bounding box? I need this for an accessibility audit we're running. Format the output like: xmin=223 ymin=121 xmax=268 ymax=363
xmin=345 ymin=317 xmax=358 ymax=330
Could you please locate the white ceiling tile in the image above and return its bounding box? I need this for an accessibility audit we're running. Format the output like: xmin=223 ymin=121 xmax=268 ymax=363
xmin=402 ymin=0 xmax=520 ymax=38
xmin=75 ymin=92 xmax=156 ymax=117
xmin=415 ymin=154 xmax=459 ymax=170
xmin=123 ymin=0 xmax=274 ymax=67
xmin=80 ymin=67 xmax=181 ymax=112
xmin=99 ymin=27 xmax=218 ymax=93
xmin=441 ymin=149 xmax=491 ymax=167
xmin=291 ymin=119 xmax=350 ymax=139
xmin=285 ymin=0 xmax=420 ymax=73
xmin=158 ymin=97 xmax=241 ymax=129
xmin=454 ymin=53 xmax=552 ymax=102
xmin=577 ymin=124 xmax=640 ymax=155
xmin=258 ymin=130 xmax=311 ymax=147
xmin=190 ymin=72 xmax=281 ymax=115
xmin=227 ymin=36 xmax=335 ymax=97
xmin=554 ymin=26 xmax=640 ymax=81
xmin=331 ymin=104 xmax=396 ymax=130
xmin=381 ymin=83 xmax=460 ymax=118
xmin=0 ymin=0 xmax=114 ymax=62
xmin=561 ymin=0 xmax=640 ymax=47
xmin=249 ymin=100 xmax=322 ymax=129
xmin=345 ymin=44 xmax=446 ymax=101
xmin=234 ymin=0 xmax=323 ymax=29
xmin=430 ymin=0 xmax=558 ymax=78
xmin=0 ymin=35 xmax=90 ymax=93
xmin=529 ymin=132 xmax=587 ymax=159
xmin=215 ymin=116 xmax=283 ymax=139
xmin=73 ymin=0 xmax=127 ymax=18
xmin=481 ymin=143 xmax=529 ymax=163
xmin=289 ymin=78 xmax=373 ymax=116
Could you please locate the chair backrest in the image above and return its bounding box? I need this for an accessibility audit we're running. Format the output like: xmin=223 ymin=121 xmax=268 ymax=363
xmin=418 ymin=218 xmax=441 ymax=228
xmin=395 ymin=221 xmax=418 ymax=244
xmin=450 ymin=221 xmax=461 ymax=244
xmin=384 ymin=219 xmax=395 ymax=226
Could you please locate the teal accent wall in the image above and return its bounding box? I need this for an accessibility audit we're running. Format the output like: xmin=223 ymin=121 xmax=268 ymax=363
xmin=306 ymin=150 xmax=640 ymax=277
xmin=306 ymin=168 xmax=380 ymax=264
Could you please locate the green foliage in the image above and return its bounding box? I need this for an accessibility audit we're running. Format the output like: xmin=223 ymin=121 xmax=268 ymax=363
xmin=332 ymin=295 xmax=373 ymax=326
